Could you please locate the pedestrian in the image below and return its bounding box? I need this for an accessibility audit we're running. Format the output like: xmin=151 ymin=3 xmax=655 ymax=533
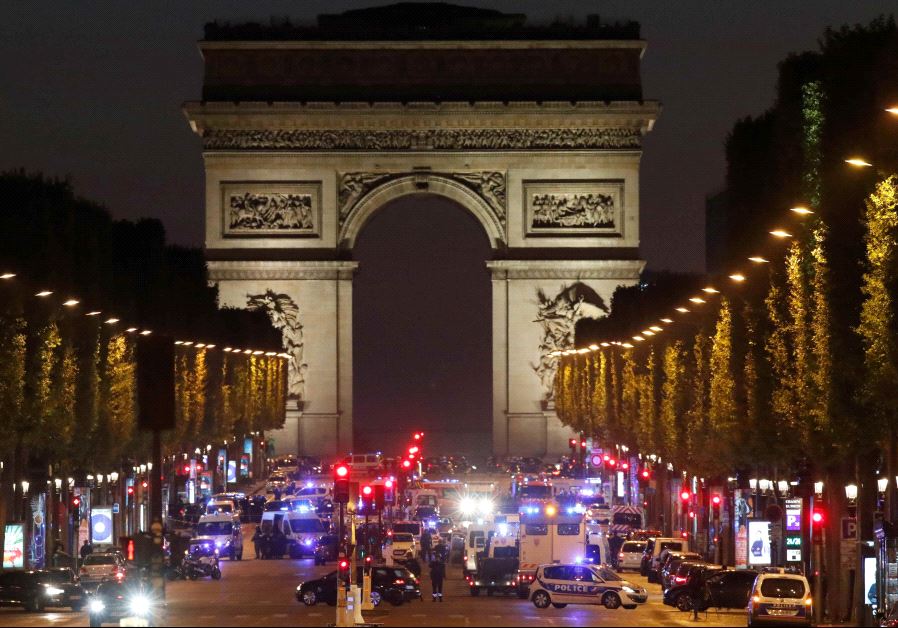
xmin=80 ymin=540 xmax=93 ymax=560
xmin=252 ymin=525 xmax=263 ymax=559
xmin=420 ymin=529 xmax=432 ymax=562
xmin=429 ymin=557 xmax=446 ymax=602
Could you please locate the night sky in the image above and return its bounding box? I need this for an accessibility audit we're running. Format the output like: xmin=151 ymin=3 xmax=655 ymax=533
xmin=2 ymin=1 xmax=894 ymax=452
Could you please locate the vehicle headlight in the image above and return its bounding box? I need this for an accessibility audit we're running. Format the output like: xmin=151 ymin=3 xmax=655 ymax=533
xmin=304 ymin=539 xmax=314 ymax=546
xmin=44 ymin=586 xmax=65 ymax=596
xmin=129 ymin=595 xmax=151 ymax=616
xmin=89 ymin=599 xmax=105 ymax=613
xmin=621 ymin=586 xmax=636 ymax=594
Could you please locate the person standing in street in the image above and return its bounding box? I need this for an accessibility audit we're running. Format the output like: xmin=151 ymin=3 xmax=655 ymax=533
xmin=429 ymin=556 xmax=446 ymax=602
xmin=420 ymin=529 xmax=432 ymax=562
xmin=252 ymin=525 xmax=263 ymax=559
xmin=80 ymin=540 xmax=92 ymax=560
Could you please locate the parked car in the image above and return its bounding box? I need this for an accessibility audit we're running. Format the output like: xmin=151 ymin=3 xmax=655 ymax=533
xmin=662 ymin=563 xmax=725 ymax=611
xmin=0 ymin=569 xmax=73 ymax=612
xmin=747 ymin=570 xmax=813 ymax=627
xmin=699 ymin=569 xmax=760 ymax=611
xmin=617 ymin=540 xmax=647 ymax=571
xmin=660 ymin=551 xmax=703 ymax=590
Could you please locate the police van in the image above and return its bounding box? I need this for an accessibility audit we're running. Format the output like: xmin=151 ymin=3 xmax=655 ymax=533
xmin=529 ymin=563 xmax=647 ymax=610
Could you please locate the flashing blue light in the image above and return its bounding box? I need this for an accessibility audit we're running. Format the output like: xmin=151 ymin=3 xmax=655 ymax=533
xmin=303 ymin=539 xmax=313 ymax=546
xmin=574 ymin=556 xmax=583 ymax=564
xmin=566 ymin=507 xmax=575 ymax=515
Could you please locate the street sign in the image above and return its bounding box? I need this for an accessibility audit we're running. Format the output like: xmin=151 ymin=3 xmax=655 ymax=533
xmin=112 ymin=503 xmax=120 ymax=514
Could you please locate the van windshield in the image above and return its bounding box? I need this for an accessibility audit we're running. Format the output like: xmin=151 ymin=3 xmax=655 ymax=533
xmin=393 ymin=533 xmax=414 ymax=543
xmin=197 ymin=522 xmax=233 ymax=536
xmin=612 ymin=512 xmax=642 ymax=528
xmin=393 ymin=523 xmax=420 ymax=536
xmin=289 ymin=518 xmax=324 ymax=534
xmin=519 ymin=485 xmax=552 ymax=499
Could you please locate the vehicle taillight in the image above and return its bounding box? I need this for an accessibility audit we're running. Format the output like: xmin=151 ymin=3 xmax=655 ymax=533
xmin=394 ymin=579 xmax=405 ymax=585
xmin=618 ymin=553 xmax=624 ymax=558
xmin=674 ymin=576 xmax=687 ymax=584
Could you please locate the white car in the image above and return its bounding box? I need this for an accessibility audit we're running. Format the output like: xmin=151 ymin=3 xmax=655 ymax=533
xmin=79 ymin=553 xmax=126 ymax=587
xmin=529 ymin=563 xmax=647 ymax=610
xmin=747 ymin=570 xmax=813 ymax=627
xmin=617 ymin=540 xmax=647 ymax=571
xmin=390 ymin=533 xmax=417 ymax=562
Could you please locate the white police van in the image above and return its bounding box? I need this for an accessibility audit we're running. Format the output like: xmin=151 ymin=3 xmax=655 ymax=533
xmin=529 ymin=563 xmax=647 ymax=610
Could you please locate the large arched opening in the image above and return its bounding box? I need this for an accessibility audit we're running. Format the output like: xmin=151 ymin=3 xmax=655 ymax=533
xmin=352 ymin=194 xmax=492 ymax=456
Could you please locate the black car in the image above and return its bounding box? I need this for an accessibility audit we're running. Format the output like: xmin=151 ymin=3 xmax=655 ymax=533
xmin=296 ymin=571 xmax=339 ymax=606
xmin=665 ymin=568 xmax=758 ymax=612
xmin=414 ymin=506 xmax=438 ymax=522
xmin=296 ymin=567 xmax=421 ymax=607
xmin=86 ymin=579 xmax=158 ymax=627
xmin=0 ymin=569 xmax=74 ymax=612
xmin=37 ymin=567 xmax=85 ymax=610
xmin=663 ymin=563 xmax=724 ymax=611
xmin=660 ymin=551 xmax=703 ymax=590
xmin=699 ymin=569 xmax=759 ymax=611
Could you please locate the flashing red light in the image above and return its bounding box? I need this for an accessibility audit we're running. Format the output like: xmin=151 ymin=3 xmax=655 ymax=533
xmin=569 ymin=438 xmax=577 ymax=447
xmin=680 ymin=490 xmax=691 ymax=501
xmin=812 ymin=510 xmax=824 ymax=525
xmin=72 ymin=497 xmax=81 ymax=507
xmin=608 ymin=459 xmax=616 ymax=467
xmin=339 ymin=560 xmax=349 ymax=570
xmin=362 ymin=485 xmax=373 ymax=496
xmin=712 ymin=495 xmax=722 ymax=506
xmin=385 ymin=480 xmax=394 ymax=489
xmin=580 ymin=441 xmax=587 ymax=448
xmin=603 ymin=454 xmax=610 ymax=462
xmin=335 ymin=464 xmax=349 ymax=478
xmin=641 ymin=469 xmax=650 ymax=479
xmin=141 ymin=481 xmax=148 ymax=489
xmin=688 ymin=511 xmax=696 ymax=519
xmin=183 ymin=465 xmax=191 ymax=474
xmin=622 ymin=462 xmax=629 ymax=470
xmin=408 ymin=446 xmax=419 ymax=455
xmin=402 ymin=460 xmax=412 ymax=469
xmin=681 ymin=531 xmax=689 ymax=538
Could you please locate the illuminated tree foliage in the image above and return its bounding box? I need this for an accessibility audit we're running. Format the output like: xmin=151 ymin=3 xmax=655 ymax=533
xmin=859 ymin=177 xmax=898 ymax=443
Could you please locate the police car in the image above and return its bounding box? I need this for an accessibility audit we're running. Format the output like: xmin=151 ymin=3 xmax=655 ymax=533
xmin=529 ymin=563 xmax=647 ymax=610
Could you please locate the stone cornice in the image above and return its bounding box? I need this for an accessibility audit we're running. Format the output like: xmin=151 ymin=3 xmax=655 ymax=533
xmin=199 ymin=40 xmax=648 ymax=52
xmin=208 ymin=260 xmax=358 ymax=281
xmin=486 ymin=259 xmax=645 ymax=280
xmin=183 ymin=100 xmax=660 ymax=136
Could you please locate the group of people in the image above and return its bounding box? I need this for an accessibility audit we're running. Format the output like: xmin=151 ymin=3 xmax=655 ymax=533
xmin=406 ymin=530 xmax=449 ymax=602
xmin=251 ymin=525 xmax=288 ymax=559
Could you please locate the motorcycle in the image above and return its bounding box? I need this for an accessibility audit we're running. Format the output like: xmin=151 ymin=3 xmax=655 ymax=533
xmin=181 ymin=543 xmax=222 ymax=580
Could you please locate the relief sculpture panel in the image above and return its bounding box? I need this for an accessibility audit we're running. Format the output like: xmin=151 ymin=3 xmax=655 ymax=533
xmin=524 ymin=180 xmax=624 ymax=236
xmin=222 ymin=182 xmax=321 ymax=237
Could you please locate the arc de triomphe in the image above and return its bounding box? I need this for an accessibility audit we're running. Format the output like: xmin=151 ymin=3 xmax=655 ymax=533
xmin=184 ymin=6 xmax=658 ymax=457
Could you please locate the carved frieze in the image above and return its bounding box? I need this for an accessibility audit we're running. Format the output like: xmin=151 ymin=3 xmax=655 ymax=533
xmin=204 ymin=127 xmax=642 ymax=151
xmin=338 ymin=171 xmax=506 ymax=227
xmin=524 ymin=180 xmax=623 ymax=236
xmin=221 ymin=182 xmax=321 ymax=237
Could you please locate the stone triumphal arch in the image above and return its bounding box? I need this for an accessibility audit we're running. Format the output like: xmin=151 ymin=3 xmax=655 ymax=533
xmin=185 ymin=5 xmax=658 ymax=457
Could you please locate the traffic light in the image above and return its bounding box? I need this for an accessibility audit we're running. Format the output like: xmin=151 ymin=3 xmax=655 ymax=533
xmin=334 ymin=463 xmax=350 ymax=504
xmin=360 ymin=484 xmax=374 ymax=514
xmin=680 ymin=490 xmax=691 ymax=502
xmin=812 ymin=509 xmax=825 ymax=527
xmin=401 ymin=459 xmax=412 ymax=471
xmin=338 ymin=558 xmax=350 ymax=584
xmin=640 ymin=468 xmax=651 ymax=482
xmin=711 ymin=495 xmax=722 ymax=519
xmin=569 ymin=438 xmax=577 ymax=453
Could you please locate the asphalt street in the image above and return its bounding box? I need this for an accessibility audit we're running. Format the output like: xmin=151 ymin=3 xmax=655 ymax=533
xmin=0 ymin=534 xmax=748 ymax=627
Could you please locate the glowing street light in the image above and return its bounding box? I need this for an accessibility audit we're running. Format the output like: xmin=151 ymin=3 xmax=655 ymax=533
xmin=0 ymin=273 xmax=15 ymax=280
xmin=62 ymin=299 xmax=79 ymax=307
xmin=702 ymin=287 xmax=719 ymax=294
xmin=643 ymin=330 xmax=655 ymax=336
xmin=660 ymin=318 xmax=673 ymax=324
xmin=845 ymin=157 xmax=873 ymax=168
xmin=729 ymin=274 xmax=746 ymax=282
xmin=790 ymin=206 xmax=814 ymax=215
xmin=35 ymin=291 xmax=53 ymax=297
xmin=748 ymin=256 xmax=769 ymax=264
xmin=676 ymin=307 xmax=690 ymax=313
xmin=770 ymin=230 xmax=792 ymax=238
xmin=650 ymin=326 xmax=663 ymax=332
xmin=105 ymin=318 xmax=119 ymax=324
xmin=633 ymin=335 xmax=645 ymax=342
xmin=689 ymin=297 xmax=706 ymax=304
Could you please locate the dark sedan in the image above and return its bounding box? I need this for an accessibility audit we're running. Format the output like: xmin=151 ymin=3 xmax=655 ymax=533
xmin=0 ymin=570 xmax=75 ymax=612
xmin=296 ymin=566 xmax=421 ymax=607
xmin=86 ymin=579 xmax=158 ymax=627
xmin=38 ymin=567 xmax=85 ymax=610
